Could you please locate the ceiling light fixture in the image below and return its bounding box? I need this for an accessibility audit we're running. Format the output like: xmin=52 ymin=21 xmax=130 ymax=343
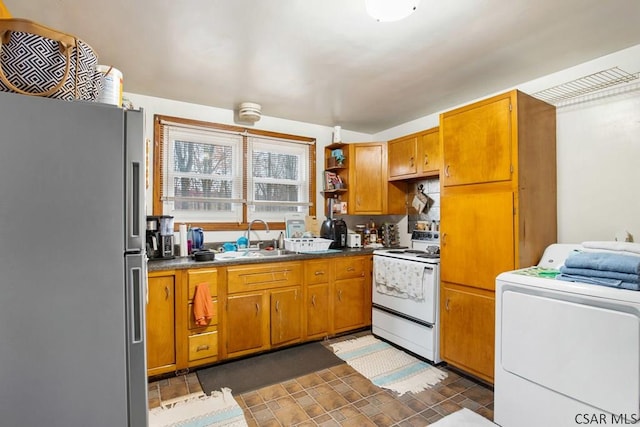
xmin=365 ymin=0 xmax=420 ymax=22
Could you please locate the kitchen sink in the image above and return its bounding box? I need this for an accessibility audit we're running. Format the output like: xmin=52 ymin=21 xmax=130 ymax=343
xmin=215 ymin=249 xmax=296 ymax=260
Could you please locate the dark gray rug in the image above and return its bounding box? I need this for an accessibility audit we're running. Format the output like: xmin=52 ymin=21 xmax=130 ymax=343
xmin=197 ymin=341 xmax=345 ymax=395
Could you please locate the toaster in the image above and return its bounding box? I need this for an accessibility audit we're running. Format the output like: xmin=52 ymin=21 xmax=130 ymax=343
xmin=347 ymin=233 xmax=361 ymax=248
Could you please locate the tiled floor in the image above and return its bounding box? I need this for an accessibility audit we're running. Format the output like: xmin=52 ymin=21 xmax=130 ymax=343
xmin=148 ymin=337 xmax=494 ymax=426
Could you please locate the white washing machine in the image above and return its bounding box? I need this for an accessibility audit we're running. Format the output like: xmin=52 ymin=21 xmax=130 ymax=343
xmin=495 ymin=244 xmax=640 ymax=427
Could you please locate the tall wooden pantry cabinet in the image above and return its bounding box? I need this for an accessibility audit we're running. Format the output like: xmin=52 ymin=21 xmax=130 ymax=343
xmin=439 ymin=90 xmax=557 ymax=384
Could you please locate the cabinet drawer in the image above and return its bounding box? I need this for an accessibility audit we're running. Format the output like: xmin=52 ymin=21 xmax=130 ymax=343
xmin=188 ymin=330 xmax=218 ymax=362
xmin=227 ymin=261 xmax=302 ymax=293
xmin=305 ymin=259 xmax=330 ymax=285
xmin=187 ymin=269 xmax=218 ymax=299
xmin=334 ymin=256 xmax=367 ymax=280
xmin=187 ymin=299 xmax=218 ymax=329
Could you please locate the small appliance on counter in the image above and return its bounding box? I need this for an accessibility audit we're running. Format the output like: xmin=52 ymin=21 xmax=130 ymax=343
xmin=146 ymin=215 xmax=175 ymax=259
xmin=347 ymin=233 xmax=362 ymax=248
xmin=188 ymin=227 xmax=204 ymax=252
xmin=320 ymin=217 xmax=347 ymax=249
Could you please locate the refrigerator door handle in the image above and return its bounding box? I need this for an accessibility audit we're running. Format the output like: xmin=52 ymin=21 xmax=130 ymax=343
xmin=125 ymin=253 xmax=148 ymax=426
xmin=127 ymin=257 xmax=144 ymax=343
xmin=125 ymin=109 xmax=145 ymax=252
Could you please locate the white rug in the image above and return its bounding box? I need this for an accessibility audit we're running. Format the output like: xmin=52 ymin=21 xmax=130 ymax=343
xmin=330 ymin=335 xmax=447 ymax=395
xmin=429 ymin=408 xmax=496 ymax=427
xmin=149 ymin=388 xmax=247 ymax=427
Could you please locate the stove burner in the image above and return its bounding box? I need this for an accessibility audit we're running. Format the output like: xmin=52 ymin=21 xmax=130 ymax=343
xmin=416 ymin=253 xmax=440 ymax=259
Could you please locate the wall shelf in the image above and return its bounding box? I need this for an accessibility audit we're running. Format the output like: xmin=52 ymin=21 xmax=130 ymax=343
xmin=532 ymin=67 xmax=639 ymax=105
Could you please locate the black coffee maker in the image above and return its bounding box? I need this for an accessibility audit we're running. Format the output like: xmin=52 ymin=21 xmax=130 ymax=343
xmin=320 ymin=217 xmax=347 ymax=249
xmin=146 ymin=215 xmax=175 ymax=259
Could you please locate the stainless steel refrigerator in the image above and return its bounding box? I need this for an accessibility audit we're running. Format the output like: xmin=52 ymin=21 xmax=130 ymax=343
xmin=0 ymin=91 xmax=148 ymax=426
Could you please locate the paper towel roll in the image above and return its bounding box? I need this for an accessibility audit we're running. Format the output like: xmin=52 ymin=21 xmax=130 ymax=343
xmin=179 ymin=224 xmax=188 ymax=257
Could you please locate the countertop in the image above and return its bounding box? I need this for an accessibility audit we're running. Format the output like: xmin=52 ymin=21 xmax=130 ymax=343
xmin=147 ymin=247 xmax=379 ymax=272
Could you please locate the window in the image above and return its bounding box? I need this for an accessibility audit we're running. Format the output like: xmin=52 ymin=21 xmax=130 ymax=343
xmin=154 ymin=115 xmax=316 ymax=230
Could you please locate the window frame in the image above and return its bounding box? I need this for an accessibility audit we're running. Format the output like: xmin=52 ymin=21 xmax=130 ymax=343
xmin=153 ymin=115 xmax=316 ymax=231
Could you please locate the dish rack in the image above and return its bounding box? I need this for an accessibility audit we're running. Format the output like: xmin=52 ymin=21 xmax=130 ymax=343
xmin=284 ymin=238 xmax=333 ymax=253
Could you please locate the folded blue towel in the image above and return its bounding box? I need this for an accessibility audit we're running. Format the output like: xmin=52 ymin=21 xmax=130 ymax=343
xmin=564 ymin=251 xmax=640 ymax=274
xmin=556 ymin=273 xmax=640 ymax=291
xmin=559 ymin=266 xmax=640 ymax=283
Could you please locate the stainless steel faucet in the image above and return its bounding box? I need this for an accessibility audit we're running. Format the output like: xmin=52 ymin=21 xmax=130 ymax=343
xmin=246 ymin=219 xmax=270 ymax=249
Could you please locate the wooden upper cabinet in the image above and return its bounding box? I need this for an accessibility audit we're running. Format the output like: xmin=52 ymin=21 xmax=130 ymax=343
xmin=441 ymin=95 xmax=512 ymax=187
xmin=420 ymin=127 xmax=441 ymax=175
xmin=348 ymin=143 xmax=386 ymax=214
xmin=388 ymin=135 xmax=418 ymax=179
xmin=388 ymin=127 xmax=440 ymax=181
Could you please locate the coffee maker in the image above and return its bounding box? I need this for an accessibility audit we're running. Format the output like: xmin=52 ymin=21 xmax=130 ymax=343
xmin=146 ymin=215 xmax=175 ymax=259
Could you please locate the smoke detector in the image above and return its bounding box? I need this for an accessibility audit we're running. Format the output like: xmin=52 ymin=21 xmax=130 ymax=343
xmin=238 ymin=102 xmax=262 ymax=123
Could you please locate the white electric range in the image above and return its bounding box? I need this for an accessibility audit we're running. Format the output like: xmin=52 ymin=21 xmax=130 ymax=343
xmin=372 ymin=230 xmax=441 ymax=363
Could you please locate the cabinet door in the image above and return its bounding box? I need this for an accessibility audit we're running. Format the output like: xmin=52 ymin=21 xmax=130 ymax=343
xmin=334 ymin=277 xmax=367 ymax=333
xmin=305 ymin=259 xmax=331 ymax=339
xmin=226 ymin=292 xmax=268 ymax=357
xmin=440 ymin=191 xmax=515 ymax=291
xmin=420 ymin=128 xmax=440 ymax=175
xmin=306 ymin=283 xmax=330 ymax=339
xmin=388 ymin=135 xmax=418 ymax=179
xmin=146 ymin=274 xmax=176 ymax=375
xmin=440 ymin=283 xmax=495 ymax=383
xmin=270 ymin=287 xmax=303 ymax=347
xmin=441 ymin=95 xmax=512 ymax=186
xmin=349 ymin=143 xmax=385 ymax=214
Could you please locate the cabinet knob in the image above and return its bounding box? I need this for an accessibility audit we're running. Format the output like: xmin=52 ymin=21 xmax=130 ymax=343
xmin=410 ymin=156 xmax=414 ymax=167
xmin=424 ymin=154 xmax=429 ymax=165
xmin=338 ymin=289 xmax=343 ymax=302
xmin=164 ymin=286 xmax=170 ymax=300
xmin=445 ymin=298 xmax=450 ymax=312
xmin=311 ymin=295 xmax=316 ymax=307
xmin=445 ymin=164 xmax=451 ymax=177
xmin=314 ymin=270 xmax=325 ymax=276
xmin=196 ymin=344 xmax=210 ymax=352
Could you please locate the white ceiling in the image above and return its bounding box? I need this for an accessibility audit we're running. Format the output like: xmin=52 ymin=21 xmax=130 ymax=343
xmin=6 ymin=0 xmax=640 ymax=133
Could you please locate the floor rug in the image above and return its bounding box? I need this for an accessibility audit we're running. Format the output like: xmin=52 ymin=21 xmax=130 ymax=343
xmin=429 ymin=408 xmax=496 ymax=426
xmin=148 ymin=388 xmax=247 ymax=427
xmin=330 ymin=334 xmax=447 ymax=395
xmin=197 ymin=341 xmax=344 ymax=395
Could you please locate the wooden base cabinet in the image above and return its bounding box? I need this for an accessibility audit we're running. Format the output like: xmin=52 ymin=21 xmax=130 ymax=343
xmin=185 ymin=269 xmax=219 ymax=366
xmin=270 ymin=287 xmax=303 ymax=347
xmin=440 ymin=283 xmax=495 ymax=383
xmin=439 ymin=90 xmax=557 ymax=384
xmin=304 ymin=259 xmax=331 ymax=340
xmin=225 ymin=262 xmax=303 ymax=359
xmin=146 ymin=271 xmax=177 ymax=376
xmin=226 ymin=291 xmax=269 ymax=357
xmin=333 ymin=256 xmax=372 ymax=334
xmin=147 ymin=254 xmax=374 ymax=377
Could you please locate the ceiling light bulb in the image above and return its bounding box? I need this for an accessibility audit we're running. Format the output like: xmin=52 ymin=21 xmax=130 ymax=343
xmin=365 ymin=0 xmax=420 ymax=22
